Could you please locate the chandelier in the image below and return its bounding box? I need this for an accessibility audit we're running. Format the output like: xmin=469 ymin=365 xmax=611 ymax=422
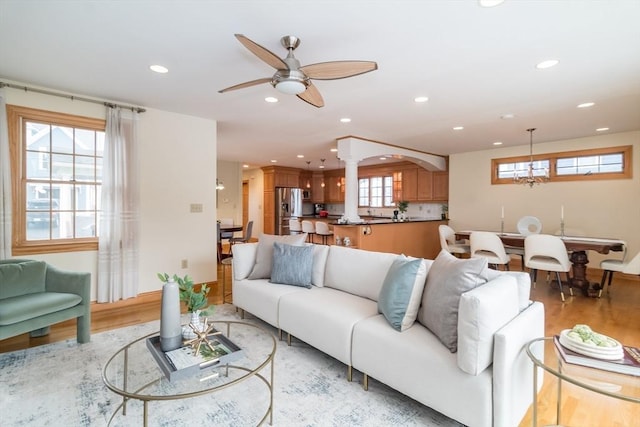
xmin=514 ymin=128 xmax=549 ymax=188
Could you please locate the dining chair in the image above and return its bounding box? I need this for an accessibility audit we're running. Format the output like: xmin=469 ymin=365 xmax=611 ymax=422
xmin=599 ymin=250 xmax=640 ymax=298
xmin=229 ymin=220 xmax=253 ymax=246
xmin=438 ymin=225 xmax=470 ymax=257
xmin=525 ymin=234 xmax=573 ymax=302
xmin=301 ymin=220 xmax=316 ymax=243
xmin=289 ymin=218 xmax=302 ymax=234
xmin=219 ymin=217 xmax=234 ymax=239
xmin=314 ymin=221 xmax=333 ymax=245
xmin=470 ymin=231 xmax=511 ymax=270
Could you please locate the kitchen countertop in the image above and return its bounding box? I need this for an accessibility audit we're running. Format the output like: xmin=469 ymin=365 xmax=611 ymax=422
xmin=332 ymin=218 xmax=445 ymax=225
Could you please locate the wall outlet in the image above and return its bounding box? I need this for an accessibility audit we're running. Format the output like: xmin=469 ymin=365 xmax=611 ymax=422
xmin=181 ymin=259 xmax=188 ymax=269
xmin=190 ymin=203 xmax=203 ymax=213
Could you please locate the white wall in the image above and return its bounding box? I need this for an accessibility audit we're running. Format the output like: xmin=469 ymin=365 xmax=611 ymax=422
xmin=5 ymin=85 xmax=218 ymax=299
xmin=449 ymin=131 xmax=640 ymax=267
xmin=216 ymin=160 xmax=243 ymax=226
xmin=242 ymin=167 xmax=264 ymax=236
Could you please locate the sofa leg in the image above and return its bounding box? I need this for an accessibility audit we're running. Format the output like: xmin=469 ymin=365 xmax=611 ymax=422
xmin=29 ymin=326 xmax=50 ymax=338
xmin=287 ymin=333 xmax=292 ymax=346
xmin=240 ymin=309 xmax=245 ymax=319
xmin=347 ymin=365 xmax=352 ymax=382
xmin=77 ymin=313 xmax=91 ymax=343
xmin=278 ymin=329 xmax=282 ymax=341
xmin=363 ymin=373 xmax=368 ymax=391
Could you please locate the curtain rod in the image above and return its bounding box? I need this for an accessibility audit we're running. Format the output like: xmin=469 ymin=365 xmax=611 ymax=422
xmin=0 ymin=81 xmax=146 ymax=113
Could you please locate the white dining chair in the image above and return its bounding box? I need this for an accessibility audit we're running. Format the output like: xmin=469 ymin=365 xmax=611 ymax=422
xmin=599 ymin=250 xmax=640 ymax=298
xmin=301 ymin=220 xmax=316 ymax=243
xmin=470 ymin=231 xmax=511 ymax=270
xmin=315 ymin=221 xmax=333 ymax=245
xmin=438 ymin=225 xmax=470 ymax=256
xmin=289 ymin=218 xmax=302 ymax=235
xmin=525 ymin=234 xmax=573 ymax=302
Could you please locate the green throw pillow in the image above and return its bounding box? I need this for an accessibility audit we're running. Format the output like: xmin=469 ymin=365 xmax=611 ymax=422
xmin=269 ymin=242 xmax=314 ymax=288
xmin=378 ymin=256 xmax=424 ymax=331
xmin=0 ymin=260 xmax=47 ymax=299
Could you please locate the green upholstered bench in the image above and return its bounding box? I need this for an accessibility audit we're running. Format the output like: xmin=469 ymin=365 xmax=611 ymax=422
xmin=0 ymin=259 xmax=91 ymax=343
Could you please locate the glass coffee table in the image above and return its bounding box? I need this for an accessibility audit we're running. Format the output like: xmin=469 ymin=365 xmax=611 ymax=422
xmin=526 ymin=337 xmax=640 ymax=426
xmin=102 ymin=320 xmax=276 ymax=426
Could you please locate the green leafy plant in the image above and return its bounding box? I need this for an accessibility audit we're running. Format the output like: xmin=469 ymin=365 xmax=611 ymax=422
xmin=397 ymin=200 xmax=409 ymax=213
xmin=157 ymin=273 xmax=214 ymax=315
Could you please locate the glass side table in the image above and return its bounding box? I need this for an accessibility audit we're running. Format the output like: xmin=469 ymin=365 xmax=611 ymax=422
xmin=526 ymin=337 xmax=640 ymax=426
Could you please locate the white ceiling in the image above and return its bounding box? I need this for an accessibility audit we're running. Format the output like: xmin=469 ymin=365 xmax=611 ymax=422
xmin=1 ymin=0 xmax=639 ymax=170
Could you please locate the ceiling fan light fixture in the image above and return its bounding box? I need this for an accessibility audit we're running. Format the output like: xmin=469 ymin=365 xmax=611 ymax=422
xmin=275 ymin=80 xmax=306 ymax=95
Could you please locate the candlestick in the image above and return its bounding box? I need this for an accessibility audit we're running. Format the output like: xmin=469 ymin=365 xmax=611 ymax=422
xmin=561 ymin=205 xmax=564 ymax=221
xmin=501 ymin=206 xmax=504 ymax=219
xmin=560 ymin=219 xmax=565 ymax=238
xmin=500 ymin=219 xmax=504 ymax=235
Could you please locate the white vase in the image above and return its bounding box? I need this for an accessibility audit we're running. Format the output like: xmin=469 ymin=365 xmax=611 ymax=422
xmin=182 ymin=310 xmax=203 ymax=340
xmin=160 ymin=279 xmax=182 ymax=351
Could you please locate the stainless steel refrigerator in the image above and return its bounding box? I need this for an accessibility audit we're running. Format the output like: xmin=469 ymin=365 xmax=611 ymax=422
xmin=275 ymin=187 xmax=303 ymax=235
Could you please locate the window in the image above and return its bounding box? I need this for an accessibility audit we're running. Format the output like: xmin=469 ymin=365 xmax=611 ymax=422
xmin=491 ymin=145 xmax=632 ymax=185
xmin=8 ymin=105 xmax=105 ymax=254
xmin=358 ymin=175 xmax=395 ymax=207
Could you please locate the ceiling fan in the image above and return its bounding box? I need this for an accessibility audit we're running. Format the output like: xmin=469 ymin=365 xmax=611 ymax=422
xmin=218 ymin=34 xmax=378 ymax=108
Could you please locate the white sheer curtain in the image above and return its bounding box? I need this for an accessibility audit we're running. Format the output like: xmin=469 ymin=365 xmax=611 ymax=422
xmin=0 ymin=89 xmax=12 ymax=259
xmin=97 ymin=107 xmax=140 ymax=302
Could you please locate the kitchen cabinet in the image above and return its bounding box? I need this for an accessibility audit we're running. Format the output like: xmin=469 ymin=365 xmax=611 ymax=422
xmin=326 ymin=176 xmax=345 ymax=202
xmin=401 ymin=168 xmax=418 ymax=201
xmin=311 ymin=172 xmax=325 ymax=203
xmin=432 ymin=171 xmax=449 ymax=201
xmin=416 ymin=168 xmax=433 ymax=200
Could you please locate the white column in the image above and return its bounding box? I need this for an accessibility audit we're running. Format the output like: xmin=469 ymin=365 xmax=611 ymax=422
xmin=343 ymin=158 xmax=362 ymax=223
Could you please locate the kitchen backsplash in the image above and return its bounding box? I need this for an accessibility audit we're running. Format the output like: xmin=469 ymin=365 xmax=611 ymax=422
xmin=325 ymin=203 xmax=446 ymax=220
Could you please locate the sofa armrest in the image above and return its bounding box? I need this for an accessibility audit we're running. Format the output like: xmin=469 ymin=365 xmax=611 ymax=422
xmin=492 ymin=301 xmax=545 ymax=427
xmin=45 ymin=265 xmax=91 ymax=304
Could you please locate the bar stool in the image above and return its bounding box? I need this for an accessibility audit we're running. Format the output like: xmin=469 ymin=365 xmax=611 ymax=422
xmin=221 ymin=257 xmax=233 ymax=304
xmin=301 ymin=220 xmax=316 ymax=243
xmin=315 ymin=221 xmax=333 ymax=245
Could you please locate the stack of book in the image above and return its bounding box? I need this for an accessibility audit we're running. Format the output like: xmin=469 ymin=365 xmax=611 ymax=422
xmin=553 ymin=335 xmax=640 ymax=376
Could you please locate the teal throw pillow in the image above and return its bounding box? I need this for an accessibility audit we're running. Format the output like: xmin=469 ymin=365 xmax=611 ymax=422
xmin=269 ymin=242 xmax=314 ymax=288
xmin=378 ymin=255 xmax=425 ymax=332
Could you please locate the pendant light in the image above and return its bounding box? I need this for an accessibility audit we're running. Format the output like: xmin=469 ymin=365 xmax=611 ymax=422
xmin=513 ymin=128 xmax=549 ymax=188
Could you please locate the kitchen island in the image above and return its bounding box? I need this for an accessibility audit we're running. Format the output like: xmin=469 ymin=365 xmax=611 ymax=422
xmin=332 ymin=219 xmax=447 ymax=259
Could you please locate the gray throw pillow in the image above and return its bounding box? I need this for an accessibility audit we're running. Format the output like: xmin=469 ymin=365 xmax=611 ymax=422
xmin=269 ymin=242 xmax=314 ymax=288
xmin=378 ymin=256 xmax=424 ymax=332
xmin=248 ymin=233 xmax=308 ymax=279
xmin=418 ymin=250 xmax=489 ymax=352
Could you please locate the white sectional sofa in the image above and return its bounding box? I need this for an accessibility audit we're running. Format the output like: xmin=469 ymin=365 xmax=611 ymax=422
xmin=232 ymin=236 xmax=544 ymax=427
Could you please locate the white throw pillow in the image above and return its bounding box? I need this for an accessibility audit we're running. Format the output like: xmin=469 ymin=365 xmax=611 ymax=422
xmin=457 ymin=276 xmax=519 ymax=375
xmin=248 ymin=233 xmax=308 ymax=279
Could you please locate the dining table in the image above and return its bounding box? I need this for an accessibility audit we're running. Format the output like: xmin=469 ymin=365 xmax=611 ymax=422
xmin=218 ymin=223 xmax=243 ymax=261
xmin=454 ymin=231 xmax=625 ymax=297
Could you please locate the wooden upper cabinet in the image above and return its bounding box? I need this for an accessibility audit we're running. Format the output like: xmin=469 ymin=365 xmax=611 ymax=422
xmin=432 ymin=171 xmax=449 ymax=201
xmin=417 ymin=168 xmax=433 ymax=200
xmin=401 ymin=168 xmax=418 ymax=201
xmin=326 ymin=176 xmax=345 ymax=202
xmin=311 ymin=172 xmax=325 ymax=203
xmin=262 ymin=165 xmax=300 ymax=188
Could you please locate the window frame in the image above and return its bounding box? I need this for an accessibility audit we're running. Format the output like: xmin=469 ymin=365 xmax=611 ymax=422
xmin=358 ymin=175 xmax=395 ymax=207
xmin=491 ymin=145 xmax=632 ymax=185
xmin=8 ymin=105 xmax=105 ymax=255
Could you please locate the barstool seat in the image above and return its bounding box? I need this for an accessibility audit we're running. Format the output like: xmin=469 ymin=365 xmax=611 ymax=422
xmin=301 ymin=220 xmax=316 ymax=243
xmin=315 ymin=221 xmax=333 ymax=245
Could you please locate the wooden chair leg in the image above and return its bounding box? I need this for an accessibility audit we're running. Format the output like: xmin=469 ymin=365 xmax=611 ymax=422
xmin=556 ymin=271 xmax=565 ymax=302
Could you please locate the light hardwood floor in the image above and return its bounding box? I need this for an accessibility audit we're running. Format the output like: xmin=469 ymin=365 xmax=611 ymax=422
xmin=1 ymin=258 xmax=638 ymax=426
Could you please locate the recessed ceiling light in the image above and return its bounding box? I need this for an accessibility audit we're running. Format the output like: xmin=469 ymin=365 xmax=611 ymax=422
xmin=297 ymin=154 xmax=304 ymax=158
xmin=270 ymin=160 xmax=277 ymax=163
xmin=536 ymin=59 xmax=559 ymax=69
xmin=453 ymin=126 xmax=464 ymax=131
xmin=318 ymin=164 xmax=325 ymax=169
xmin=577 ymin=102 xmax=595 ymax=108
xmin=243 ymin=164 xmax=249 ymax=168
xmin=500 ymin=114 xmax=515 ymax=120
xmin=414 ymin=96 xmax=429 ymax=103
xmin=493 ymin=141 xmax=503 ymax=146
xmin=340 ymin=117 xmax=351 ymax=123
xmin=149 ymin=64 xmax=168 ymax=73
xmin=379 ymin=157 xmax=387 ymax=160
xmin=596 ymin=127 xmax=610 ymax=132
xmin=479 ymin=0 xmax=505 ymax=7
xmin=330 ymin=148 xmax=338 ymax=152
xmin=265 ymin=97 xmax=278 ymax=103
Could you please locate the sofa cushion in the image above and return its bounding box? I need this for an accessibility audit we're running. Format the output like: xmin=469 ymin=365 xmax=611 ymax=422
xmin=248 ymin=233 xmax=307 ymax=279
xmin=418 ymin=250 xmax=489 ymax=352
xmin=232 ymin=243 xmax=259 ymax=280
xmin=0 ymin=260 xmax=47 ymax=299
xmin=0 ymin=292 xmax=82 ymax=325
xmin=310 ymin=244 xmax=330 ymax=287
xmin=269 ymin=242 xmax=314 ymax=288
xmin=324 ymin=246 xmax=398 ymax=301
xmin=457 ymin=276 xmax=520 ymax=375
xmin=378 ymin=256 xmax=427 ymax=331
xmin=486 ymin=269 xmax=531 ymax=311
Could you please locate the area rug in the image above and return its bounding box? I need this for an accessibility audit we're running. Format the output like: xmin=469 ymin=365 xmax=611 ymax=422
xmin=0 ymin=304 xmax=464 ymax=426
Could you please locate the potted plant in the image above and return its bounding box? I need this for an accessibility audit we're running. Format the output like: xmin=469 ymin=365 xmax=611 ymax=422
xmin=441 ymin=204 xmax=449 ymax=220
xmin=397 ymin=200 xmax=409 ymax=221
xmin=157 ymin=273 xmax=214 ymax=339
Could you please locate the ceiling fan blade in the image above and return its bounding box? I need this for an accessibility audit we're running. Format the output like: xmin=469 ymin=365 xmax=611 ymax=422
xmin=234 ymin=34 xmax=288 ymax=70
xmin=297 ymin=82 xmax=324 ymax=108
xmin=218 ymin=77 xmax=272 ymax=93
xmin=300 ymin=61 xmax=378 ymax=80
